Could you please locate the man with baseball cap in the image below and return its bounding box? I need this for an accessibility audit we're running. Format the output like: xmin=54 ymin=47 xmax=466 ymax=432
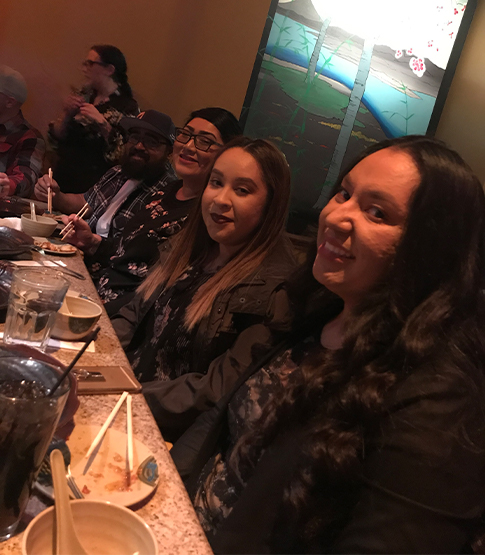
xmin=35 ymin=109 xmax=177 ymax=238
xmin=0 ymin=65 xmax=45 ymax=197
xmin=36 ymin=109 xmax=199 ymax=309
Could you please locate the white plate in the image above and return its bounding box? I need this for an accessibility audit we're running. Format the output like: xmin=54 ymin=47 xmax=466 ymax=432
xmin=37 ymin=425 xmax=159 ymax=507
xmin=33 ymin=237 xmax=77 ymax=256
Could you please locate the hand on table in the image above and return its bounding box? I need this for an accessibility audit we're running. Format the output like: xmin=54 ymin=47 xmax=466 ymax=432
xmin=61 ymin=214 xmax=101 ymax=255
xmin=35 ymin=174 xmax=60 ymax=203
xmin=0 ymin=173 xmax=10 ymax=198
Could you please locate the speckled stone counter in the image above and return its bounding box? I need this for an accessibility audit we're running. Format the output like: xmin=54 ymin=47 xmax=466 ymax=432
xmin=1 ymin=251 xmax=212 ymax=555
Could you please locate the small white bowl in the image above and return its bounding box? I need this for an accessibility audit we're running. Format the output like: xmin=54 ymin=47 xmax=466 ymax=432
xmin=21 ymin=214 xmax=58 ymax=238
xmin=22 ymin=499 xmax=159 ymax=555
xmin=51 ymin=295 xmax=102 ymax=341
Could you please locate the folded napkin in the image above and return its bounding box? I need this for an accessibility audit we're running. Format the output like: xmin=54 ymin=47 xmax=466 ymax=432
xmin=0 ymin=217 xmax=22 ymax=231
xmin=0 ymin=332 xmax=96 ymax=352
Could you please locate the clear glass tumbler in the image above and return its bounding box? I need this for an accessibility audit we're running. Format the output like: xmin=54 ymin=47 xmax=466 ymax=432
xmin=0 ymin=357 xmax=70 ymax=541
xmin=3 ymin=269 xmax=69 ymax=351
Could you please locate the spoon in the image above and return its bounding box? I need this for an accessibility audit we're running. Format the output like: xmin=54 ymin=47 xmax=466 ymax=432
xmin=50 ymin=449 xmax=88 ymax=555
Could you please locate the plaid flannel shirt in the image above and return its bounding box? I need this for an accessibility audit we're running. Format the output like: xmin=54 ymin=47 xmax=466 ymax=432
xmin=84 ymin=162 xmax=178 ymax=239
xmin=0 ymin=111 xmax=46 ymax=197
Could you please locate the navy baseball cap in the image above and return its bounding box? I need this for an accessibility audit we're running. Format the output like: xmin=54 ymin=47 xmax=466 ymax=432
xmin=120 ymin=110 xmax=175 ymax=145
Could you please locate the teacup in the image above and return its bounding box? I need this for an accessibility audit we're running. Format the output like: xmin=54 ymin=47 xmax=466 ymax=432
xmin=51 ymin=295 xmax=102 ymax=341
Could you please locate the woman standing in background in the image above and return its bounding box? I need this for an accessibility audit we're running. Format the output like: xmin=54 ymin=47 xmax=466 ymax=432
xmin=48 ymin=44 xmax=138 ymax=193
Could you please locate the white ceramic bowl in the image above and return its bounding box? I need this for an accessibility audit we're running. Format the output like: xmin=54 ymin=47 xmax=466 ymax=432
xmin=22 ymin=499 xmax=158 ymax=555
xmin=21 ymin=214 xmax=58 ymax=238
xmin=51 ymin=295 xmax=102 ymax=341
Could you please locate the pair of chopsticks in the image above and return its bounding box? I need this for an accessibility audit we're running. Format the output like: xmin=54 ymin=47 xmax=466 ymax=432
xmin=84 ymin=391 xmax=134 ymax=483
xmin=59 ymin=202 xmax=90 ymax=240
xmin=47 ymin=168 xmax=53 ymax=214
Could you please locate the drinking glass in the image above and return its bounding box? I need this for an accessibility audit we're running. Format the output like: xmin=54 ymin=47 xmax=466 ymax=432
xmin=0 ymin=357 xmax=70 ymax=541
xmin=3 ymin=269 xmax=69 ymax=351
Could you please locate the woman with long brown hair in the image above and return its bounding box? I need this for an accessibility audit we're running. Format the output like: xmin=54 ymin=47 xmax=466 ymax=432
xmin=112 ymin=137 xmax=296 ymax=440
xmin=172 ymin=135 xmax=485 ymax=553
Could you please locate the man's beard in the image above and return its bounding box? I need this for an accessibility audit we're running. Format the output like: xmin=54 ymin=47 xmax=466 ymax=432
xmin=121 ymin=147 xmax=164 ymax=180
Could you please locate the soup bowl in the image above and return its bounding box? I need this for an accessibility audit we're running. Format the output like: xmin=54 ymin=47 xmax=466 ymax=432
xmin=21 ymin=214 xmax=58 ymax=238
xmin=22 ymin=499 xmax=158 ymax=555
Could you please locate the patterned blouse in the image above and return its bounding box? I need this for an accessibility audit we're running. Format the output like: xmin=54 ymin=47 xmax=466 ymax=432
xmin=126 ymin=264 xmax=219 ymax=382
xmin=49 ymin=86 xmax=139 ymax=193
xmin=194 ymin=337 xmax=324 ymax=534
xmin=87 ymin=179 xmax=194 ymax=311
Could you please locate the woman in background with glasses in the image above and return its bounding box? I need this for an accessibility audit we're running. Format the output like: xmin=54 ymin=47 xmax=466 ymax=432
xmin=48 ymin=44 xmax=139 ymax=193
xmin=60 ymin=108 xmax=243 ymax=315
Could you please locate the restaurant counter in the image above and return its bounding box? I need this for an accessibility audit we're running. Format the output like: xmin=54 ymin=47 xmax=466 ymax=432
xmin=1 ymin=250 xmax=212 ymax=555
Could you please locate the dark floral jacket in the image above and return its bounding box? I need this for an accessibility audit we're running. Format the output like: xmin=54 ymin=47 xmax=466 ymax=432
xmin=87 ymin=179 xmax=195 ymax=313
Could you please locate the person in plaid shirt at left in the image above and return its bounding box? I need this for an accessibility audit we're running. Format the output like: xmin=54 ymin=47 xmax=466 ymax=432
xmin=0 ymin=66 xmax=45 ymax=198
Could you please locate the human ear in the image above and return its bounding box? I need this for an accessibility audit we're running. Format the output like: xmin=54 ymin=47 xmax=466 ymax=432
xmin=105 ymin=64 xmax=116 ymax=78
xmin=5 ymin=97 xmax=17 ymax=109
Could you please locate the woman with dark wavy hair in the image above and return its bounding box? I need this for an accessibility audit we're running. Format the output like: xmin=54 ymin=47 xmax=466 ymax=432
xmin=172 ymin=135 xmax=485 ymax=553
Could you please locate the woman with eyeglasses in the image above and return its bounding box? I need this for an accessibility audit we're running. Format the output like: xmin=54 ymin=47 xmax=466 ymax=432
xmin=48 ymin=44 xmax=138 ymax=193
xmin=111 ymin=136 xmax=297 ymax=441
xmin=59 ymin=108 xmax=243 ymax=314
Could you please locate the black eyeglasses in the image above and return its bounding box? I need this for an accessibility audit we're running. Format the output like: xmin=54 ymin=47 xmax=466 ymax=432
xmin=82 ymin=60 xmax=107 ymax=68
xmin=175 ymin=128 xmax=222 ymax=152
xmin=127 ymin=132 xmax=168 ymax=150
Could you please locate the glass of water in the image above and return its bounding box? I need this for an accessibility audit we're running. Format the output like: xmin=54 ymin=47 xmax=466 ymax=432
xmin=3 ymin=269 xmax=69 ymax=351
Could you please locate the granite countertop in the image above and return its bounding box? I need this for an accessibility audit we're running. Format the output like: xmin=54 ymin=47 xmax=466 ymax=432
xmin=1 ymin=249 xmax=212 ymax=555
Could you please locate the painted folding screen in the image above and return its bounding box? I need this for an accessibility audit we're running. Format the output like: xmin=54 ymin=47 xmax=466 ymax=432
xmin=241 ymin=0 xmax=476 ymax=231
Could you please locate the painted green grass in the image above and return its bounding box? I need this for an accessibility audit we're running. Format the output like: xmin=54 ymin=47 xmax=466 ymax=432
xmin=262 ymin=59 xmax=366 ymax=128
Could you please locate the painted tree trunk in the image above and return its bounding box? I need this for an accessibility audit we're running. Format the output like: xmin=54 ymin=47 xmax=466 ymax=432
xmin=305 ymin=18 xmax=331 ymax=83
xmin=313 ymin=37 xmax=375 ymax=209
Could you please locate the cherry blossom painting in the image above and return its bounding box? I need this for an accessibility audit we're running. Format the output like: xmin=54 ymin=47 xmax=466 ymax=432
xmin=241 ymin=0 xmax=476 ymax=231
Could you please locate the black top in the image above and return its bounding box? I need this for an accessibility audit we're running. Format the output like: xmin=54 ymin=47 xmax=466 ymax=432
xmin=49 ymin=87 xmax=138 ymax=193
xmin=127 ymin=264 xmax=218 ymax=382
xmin=194 ymin=338 xmax=322 ymax=534
xmin=173 ymin=333 xmax=485 ymax=553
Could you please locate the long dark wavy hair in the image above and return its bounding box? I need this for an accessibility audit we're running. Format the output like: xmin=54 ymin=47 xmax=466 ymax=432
xmin=91 ymin=44 xmax=133 ymax=98
xmin=234 ymin=135 xmax=485 ymax=550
